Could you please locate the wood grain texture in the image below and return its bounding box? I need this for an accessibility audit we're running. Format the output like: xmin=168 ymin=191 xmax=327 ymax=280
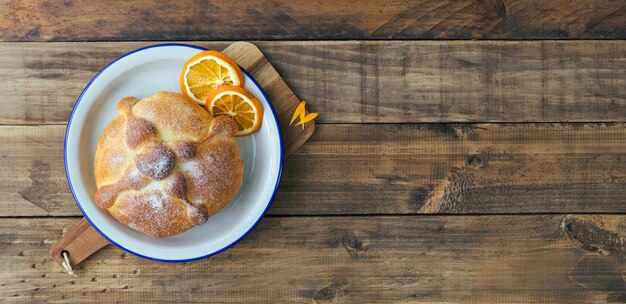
xmin=0 ymin=0 xmax=624 ymax=41
xmin=0 ymin=41 xmax=624 ymax=124
xmin=2 ymin=216 xmax=625 ymax=303
xmin=2 ymin=123 xmax=624 ymax=216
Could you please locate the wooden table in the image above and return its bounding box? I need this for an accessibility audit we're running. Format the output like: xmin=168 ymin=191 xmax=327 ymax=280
xmin=1 ymin=1 xmax=625 ymax=303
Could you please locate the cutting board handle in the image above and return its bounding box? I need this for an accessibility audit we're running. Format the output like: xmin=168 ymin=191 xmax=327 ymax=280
xmin=50 ymin=218 xmax=109 ymax=271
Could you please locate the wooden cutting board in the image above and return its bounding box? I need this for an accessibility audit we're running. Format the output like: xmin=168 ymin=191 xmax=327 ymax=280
xmin=50 ymin=41 xmax=315 ymax=271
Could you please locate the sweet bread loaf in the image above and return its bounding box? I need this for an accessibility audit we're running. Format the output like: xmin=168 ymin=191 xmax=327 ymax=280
xmin=94 ymin=92 xmax=243 ymax=237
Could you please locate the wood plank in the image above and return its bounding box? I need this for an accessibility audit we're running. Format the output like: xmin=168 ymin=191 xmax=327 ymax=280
xmin=0 ymin=41 xmax=624 ymax=124
xmin=2 ymin=123 xmax=624 ymax=216
xmin=0 ymin=0 xmax=624 ymax=41
xmin=1 ymin=216 xmax=625 ymax=303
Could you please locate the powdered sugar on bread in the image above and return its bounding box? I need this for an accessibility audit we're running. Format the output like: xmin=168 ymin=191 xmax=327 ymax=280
xmin=94 ymin=92 xmax=243 ymax=237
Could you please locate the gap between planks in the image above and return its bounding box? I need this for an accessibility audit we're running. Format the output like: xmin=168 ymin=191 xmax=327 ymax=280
xmin=6 ymin=212 xmax=626 ymax=219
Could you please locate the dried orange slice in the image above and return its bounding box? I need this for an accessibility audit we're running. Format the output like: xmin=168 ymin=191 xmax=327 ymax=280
xmin=206 ymin=85 xmax=263 ymax=136
xmin=180 ymin=50 xmax=244 ymax=105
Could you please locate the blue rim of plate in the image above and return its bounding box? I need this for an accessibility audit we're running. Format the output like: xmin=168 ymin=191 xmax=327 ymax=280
xmin=64 ymin=43 xmax=284 ymax=263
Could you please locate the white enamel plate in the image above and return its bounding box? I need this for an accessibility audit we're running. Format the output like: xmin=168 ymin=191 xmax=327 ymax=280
xmin=65 ymin=44 xmax=283 ymax=262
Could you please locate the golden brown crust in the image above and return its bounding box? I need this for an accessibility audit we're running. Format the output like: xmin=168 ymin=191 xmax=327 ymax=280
xmin=209 ymin=115 xmax=238 ymax=138
xmin=94 ymin=92 xmax=243 ymax=237
xmin=124 ymin=117 xmax=157 ymax=149
xmin=173 ymin=141 xmax=196 ymax=160
xmin=134 ymin=142 xmax=176 ymax=181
